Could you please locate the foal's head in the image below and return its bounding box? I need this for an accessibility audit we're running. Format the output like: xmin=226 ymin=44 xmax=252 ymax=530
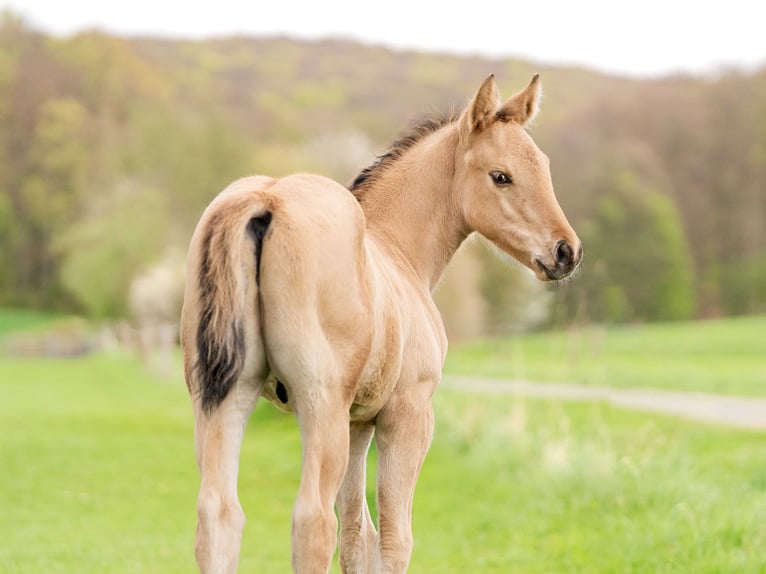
xmin=456 ymin=74 xmax=582 ymax=281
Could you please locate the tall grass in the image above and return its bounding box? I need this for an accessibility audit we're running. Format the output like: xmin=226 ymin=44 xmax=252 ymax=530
xmin=423 ymin=391 xmax=766 ymax=573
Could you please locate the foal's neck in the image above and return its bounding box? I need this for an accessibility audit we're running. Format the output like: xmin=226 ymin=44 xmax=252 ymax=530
xmin=360 ymin=125 xmax=468 ymax=291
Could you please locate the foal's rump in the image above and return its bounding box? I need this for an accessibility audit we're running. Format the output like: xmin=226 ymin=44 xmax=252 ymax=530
xmin=180 ymin=173 xmax=371 ymax=414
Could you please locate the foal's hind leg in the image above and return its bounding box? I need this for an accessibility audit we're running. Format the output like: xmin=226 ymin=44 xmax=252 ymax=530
xmin=291 ymin=388 xmax=351 ymax=574
xmin=193 ymin=378 xmax=262 ymax=574
xmin=337 ymin=423 xmax=377 ymax=574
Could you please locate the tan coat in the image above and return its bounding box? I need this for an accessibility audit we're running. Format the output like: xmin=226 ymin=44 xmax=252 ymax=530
xmin=181 ymin=74 xmax=581 ymax=574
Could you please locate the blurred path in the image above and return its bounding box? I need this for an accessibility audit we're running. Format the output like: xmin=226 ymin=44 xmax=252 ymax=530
xmin=442 ymin=375 xmax=766 ymax=431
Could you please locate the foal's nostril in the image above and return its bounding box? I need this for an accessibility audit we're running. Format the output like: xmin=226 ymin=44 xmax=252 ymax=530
xmin=554 ymin=240 xmax=573 ymax=268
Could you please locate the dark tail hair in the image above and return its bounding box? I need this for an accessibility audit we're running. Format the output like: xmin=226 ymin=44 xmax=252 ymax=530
xmin=193 ymin=204 xmax=272 ymax=414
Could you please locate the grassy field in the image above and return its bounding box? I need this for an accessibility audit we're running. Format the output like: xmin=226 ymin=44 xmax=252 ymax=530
xmin=0 ymin=308 xmax=69 ymax=338
xmin=1 ymin=349 xmax=765 ymax=573
xmin=445 ymin=315 xmax=766 ymax=396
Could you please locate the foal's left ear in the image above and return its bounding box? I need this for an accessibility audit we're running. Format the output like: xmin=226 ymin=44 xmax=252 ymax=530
xmin=497 ymin=74 xmax=542 ymax=127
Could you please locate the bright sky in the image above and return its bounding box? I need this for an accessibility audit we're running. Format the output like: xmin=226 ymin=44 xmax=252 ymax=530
xmin=3 ymin=0 xmax=765 ymax=78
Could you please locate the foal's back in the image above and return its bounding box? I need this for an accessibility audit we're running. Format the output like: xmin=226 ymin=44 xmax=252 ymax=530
xmin=263 ymin=175 xmax=447 ymax=417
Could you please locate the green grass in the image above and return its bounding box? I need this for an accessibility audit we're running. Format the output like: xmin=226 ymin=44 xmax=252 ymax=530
xmin=1 ymin=353 xmax=765 ymax=573
xmin=0 ymin=308 xmax=68 ymax=339
xmin=0 ymin=354 xmax=198 ymax=573
xmin=445 ymin=315 xmax=766 ymax=396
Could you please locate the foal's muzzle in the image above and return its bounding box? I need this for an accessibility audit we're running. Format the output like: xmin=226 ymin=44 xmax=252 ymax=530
xmin=535 ymin=239 xmax=583 ymax=281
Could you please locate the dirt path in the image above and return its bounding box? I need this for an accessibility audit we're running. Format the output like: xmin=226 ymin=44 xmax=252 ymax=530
xmin=442 ymin=375 xmax=766 ymax=431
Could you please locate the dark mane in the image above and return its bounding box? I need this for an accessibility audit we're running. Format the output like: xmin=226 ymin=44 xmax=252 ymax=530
xmin=349 ymin=111 xmax=459 ymax=200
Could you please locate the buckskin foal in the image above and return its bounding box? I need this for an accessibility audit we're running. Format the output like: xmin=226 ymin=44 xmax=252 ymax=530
xmin=181 ymin=74 xmax=582 ymax=574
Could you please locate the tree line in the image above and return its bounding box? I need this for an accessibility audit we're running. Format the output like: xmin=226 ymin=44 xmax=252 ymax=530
xmin=1 ymin=12 xmax=764 ymax=335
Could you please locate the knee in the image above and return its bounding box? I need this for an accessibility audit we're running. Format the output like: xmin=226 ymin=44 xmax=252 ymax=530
xmin=197 ymin=490 xmax=245 ymax=533
xmin=291 ymin=502 xmax=339 ymax=573
xmin=195 ymin=492 xmax=246 ymax=574
xmin=293 ymin=501 xmax=337 ymax=539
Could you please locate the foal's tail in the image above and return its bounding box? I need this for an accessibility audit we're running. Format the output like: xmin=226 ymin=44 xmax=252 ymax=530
xmin=182 ymin=177 xmax=277 ymax=414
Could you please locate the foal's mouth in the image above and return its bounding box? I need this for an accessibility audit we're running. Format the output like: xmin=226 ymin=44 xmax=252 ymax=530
xmin=534 ymin=241 xmax=582 ymax=282
xmin=535 ymin=258 xmax=580 ymax=282
xmin=535 ymin=258 xmax=564 ymax=281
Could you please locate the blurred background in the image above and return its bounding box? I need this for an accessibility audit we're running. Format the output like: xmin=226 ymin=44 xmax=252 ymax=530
xmin=0 ymin=2 xmax=764 ymax=345
xmin=1 ymin=2 xmax=765 ymax=572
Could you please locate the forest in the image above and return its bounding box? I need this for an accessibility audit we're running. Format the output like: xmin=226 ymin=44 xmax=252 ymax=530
xmin=1 ymin=12 xmax=765 ymax=338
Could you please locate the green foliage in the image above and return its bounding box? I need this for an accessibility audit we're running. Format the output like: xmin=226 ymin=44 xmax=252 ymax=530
xmin=291 ymin=80 xmax=347 ymax=110
xmin=53 ymin=31 xmax=172 ymax=114
xmin=22 ymin=98 xmax=91 ymax=225
xmin=51 ymin=104 xmax=255 ymax=318
xmin=4 ymin=97 xmax=94 ymax=308
xmin=646 ymin=192 xmax=696 ymax=319
xmin=0 ymin=193 xmax=15 ymax=299
xmin=707 ymin=253 xmax=766 ymax=315
xmin=563 ymin=170 xmax=696 ymax=323
xmin=0 ymin=15 xmax=764 ymax=327
xmin=118 ymin=107 xmax=254 ymax=234
xmin=57 ymin=189 xmax=169 ymax=319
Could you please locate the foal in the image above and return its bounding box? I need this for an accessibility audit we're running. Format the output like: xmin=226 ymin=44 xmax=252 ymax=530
xmin=181 ymin=74 xmax=581 ymax=573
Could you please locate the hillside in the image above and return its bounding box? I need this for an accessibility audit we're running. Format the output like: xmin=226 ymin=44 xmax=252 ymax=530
xmin=1 ymin=13 xmax=764 ymax=331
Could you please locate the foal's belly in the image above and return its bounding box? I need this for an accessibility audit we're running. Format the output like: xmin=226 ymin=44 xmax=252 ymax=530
xmin=259 ymin=360 xmax=399 ymax=421
xmin=258 ymin=356 xmax=400 ymax=421
xmin=260 ymin=325 xmax=443 ymax=423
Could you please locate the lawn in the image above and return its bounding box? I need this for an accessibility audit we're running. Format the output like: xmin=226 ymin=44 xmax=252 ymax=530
xmin=1 ymin=351 xmax=765 ymax=573
xmin=0 ymin=308 xmax=70 ymax=338
xmin=445 ymin=314 xmax=766 ymax=396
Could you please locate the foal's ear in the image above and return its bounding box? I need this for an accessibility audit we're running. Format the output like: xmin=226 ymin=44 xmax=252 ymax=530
xmin=497 ymin=74 xmax=542 ymax=127
xmin=460 ymin=74 xmax=501 ymax=136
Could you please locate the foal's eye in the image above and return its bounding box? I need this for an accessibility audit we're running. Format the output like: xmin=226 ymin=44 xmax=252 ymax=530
xmin=490 ymin=171 xmax=513 ymax=186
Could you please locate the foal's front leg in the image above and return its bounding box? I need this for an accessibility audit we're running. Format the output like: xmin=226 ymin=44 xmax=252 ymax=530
xmin=375 ymin=396 xmax=435 ymax=573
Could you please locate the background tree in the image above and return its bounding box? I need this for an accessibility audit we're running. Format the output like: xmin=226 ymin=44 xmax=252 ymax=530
xmin=558 ymin=169 xmax=696 ymax=323
xmin=1 ymin=13 xmax=764 ymax=334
